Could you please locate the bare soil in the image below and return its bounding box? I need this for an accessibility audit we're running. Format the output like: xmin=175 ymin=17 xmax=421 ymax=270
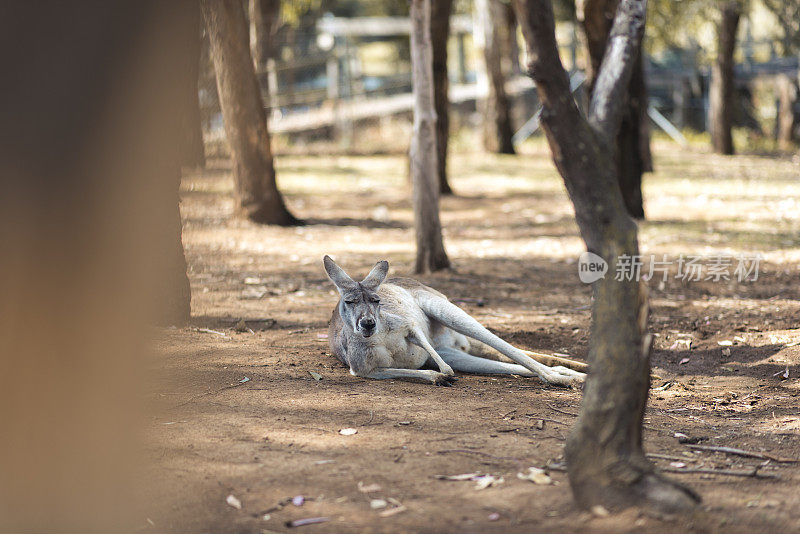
xmin=141 ymin=145 xmax=800 ymax=533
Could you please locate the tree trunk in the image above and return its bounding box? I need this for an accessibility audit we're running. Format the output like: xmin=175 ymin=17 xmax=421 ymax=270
xmin=504 ymin=3 xmax=522 ymax=76
xmin=579 ymin=0 xmax=649 ymax=219
xmin=249 ymin=0 xmax=279 ymax=70
xmin=181 ymin=9 xmax=206 ymax=169
xmin=776 ymin=74 xmax=798 ymax=150
xmin=709 ymin=1 xmax=740 ymax=155
xmin=431 ymin=0 xmax=454 ymax=195
xmin=249 ymin=0 xmax=280 ymax=99
xmin=514 ymin=0 xmax=700 ymax=513
xmin=475 ymin=0 xmax=515 ymax=154
xmin=0 ymin=2 xmax=195 ymax=530
xmin=410 ymin=0 xmax=450 ymax=274
xmin=202 ymin=0 xmax=299 ymax=225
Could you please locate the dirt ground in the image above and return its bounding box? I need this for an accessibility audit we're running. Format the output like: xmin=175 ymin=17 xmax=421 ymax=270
xmin=140 ymin=144 xmax=800 ymax=533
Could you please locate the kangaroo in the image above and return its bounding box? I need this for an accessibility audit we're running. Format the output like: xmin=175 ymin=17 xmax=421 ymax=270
xmin=323 ymin=256 xmax=586 ymax=387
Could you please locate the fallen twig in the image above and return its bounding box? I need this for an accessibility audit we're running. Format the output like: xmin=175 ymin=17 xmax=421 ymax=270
xmin=175 ymin=380 xmax=251 ymax=407
xmin=660 ymin=466 xmax=780 ymax=479
xmin=546 ymin=404 xmax=578 ymax=417
xmin=192 ymin=327 xmax=228 ymax=337
xmin=687 ymin=444 xmax=799 ymax=464
xmin=647 ymin=453 xmax=694 ymax=462
xmin=436 ymin=449 xmax=526 ymax=466
xmin=286 ymin=517 xmax=330 ymax=528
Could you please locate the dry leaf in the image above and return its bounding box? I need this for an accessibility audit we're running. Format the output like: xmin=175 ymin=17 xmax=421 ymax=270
xmin=718 ymin=340 xmax=733 ymax=346
xmin=370 ymin=499 xmax=388 ymax=510
xmin=473 ymin=474 xmax=503 ymax=490
xmin=339 ymin=428 xmax=357 ymax=436
xmin=591 ymin=505 xmax=610 ymax=517
xmin=517 ymin=467 xmax=553 ymax=485
xmin=721 ymin=348 xmax=731 ymax=357
xmin=357 ymin=481 xmax=381 ymax=493
xmin=309 ymin=371 xmax=322 ymax=381
xmin=226 ymin=494 xmax=242 ymax=510
xmin=679 ymin=357 xmax=690 ymax=365
xmin=379 ymin=505 xmax=406 ymax=518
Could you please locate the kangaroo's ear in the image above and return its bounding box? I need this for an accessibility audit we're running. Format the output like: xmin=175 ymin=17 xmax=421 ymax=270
xmin=323 ymin=255 xmax=357 ymax=292
xmin=361 ymin=260 xmax=389 ymax=291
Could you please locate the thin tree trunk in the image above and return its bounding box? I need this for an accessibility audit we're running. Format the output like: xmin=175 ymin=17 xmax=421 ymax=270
xmin=249 ymin=0 xmax=280 ymax=97
xmin=514 ymin=0 xmax=700 ymax=513
xmin=202 ymin=0 xmax=299 ymax=225
xmin=504 ymin=3 xmax=522 ymax=77
xmin=249 ymin=0 xmax=279 ymax=69
xmin=431 ymin=0 xmax=454 ymax=195
xmin=709 ymin=1 xmax=740 ymax=155
xmin=181 ymin=9 xmax=206 ymax=169
xmin=475 ymin=0 xmax=515 ymax=154
xmin=579 ymin=0 xmax=649 ymax=219
xmin=776 ymin=74 xmax=798 ymax=149
xmin=410 ymin=0 xmax=450 ymax=274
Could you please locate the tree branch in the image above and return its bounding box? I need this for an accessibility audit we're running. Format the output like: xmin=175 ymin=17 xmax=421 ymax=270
xmin=587 ymin=0 xmax=648 ymax=141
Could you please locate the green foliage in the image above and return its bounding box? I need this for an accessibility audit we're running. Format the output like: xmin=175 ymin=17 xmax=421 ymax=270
xmin=761 ymin=0 xmax=800 ymax=53
xmin=280 ymin=0 xmax=324 ymax=27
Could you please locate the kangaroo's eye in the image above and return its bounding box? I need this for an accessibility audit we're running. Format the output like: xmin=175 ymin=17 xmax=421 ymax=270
xmin=344 ymin=299 xmax=356 ymax=305
xmin=371 ymin=298 xmax=381 ymax=304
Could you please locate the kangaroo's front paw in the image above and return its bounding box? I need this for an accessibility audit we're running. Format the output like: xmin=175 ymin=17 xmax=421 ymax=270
xmin=432 ymin=372 xmax=458 ymax=387
xmin=438 ymin=364 xmax=455 ymax=377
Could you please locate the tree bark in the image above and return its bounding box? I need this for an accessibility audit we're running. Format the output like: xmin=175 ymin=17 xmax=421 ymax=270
xmin=181 ymin=8 xmax=206 ymax=169
xmin=776 ymin=74 xmax=798 ymax=150
xmin=475 ymin=0 xmax=515 ymax=154
xmin=709 ymin=1 xmax=740 ymax=155
xmin=0 ymin=2 xmax=195 ymax=530
xmin=431 ymin=0 xmax=454 ymax=195
xmin=202 ymin=0 xmax=299 ymax=225
xmin=579 ymin=0 xmax=649 ymax=219
xmin=410 ymin=0 xmax=450 ymax=274
xmin=514 ymin=0 xmax=700 ymax=513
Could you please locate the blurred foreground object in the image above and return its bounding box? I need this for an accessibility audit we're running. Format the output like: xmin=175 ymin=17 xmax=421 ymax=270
xmin=0 ymin=1 xmax=194 ymax=531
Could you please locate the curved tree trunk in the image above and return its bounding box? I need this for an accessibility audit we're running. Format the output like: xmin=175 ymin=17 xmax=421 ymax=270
xmin=579 ymin=0 xmax=649 ymax=219
xmin=475 ymin=0 xmax=515 ymax=154
xmin=202 ymin=0 xmax=299 ymax=225
xmin=709 ymin=1 xmax=740 ymax=155
xmin=410 ymin=0 xmax=450 ymax=274
xmin=431 ymin=0 xmax=454 ymax=195
xmin=514 ymin=0 xmax=700 ymax=513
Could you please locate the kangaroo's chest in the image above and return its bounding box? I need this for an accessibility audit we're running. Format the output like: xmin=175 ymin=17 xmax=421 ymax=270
xmin=366 ymin=320 xmax=428 ymax=369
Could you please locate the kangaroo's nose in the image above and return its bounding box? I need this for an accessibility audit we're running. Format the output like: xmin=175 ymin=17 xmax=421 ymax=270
xmin=360 ymin=318 xmax=375 ymax=330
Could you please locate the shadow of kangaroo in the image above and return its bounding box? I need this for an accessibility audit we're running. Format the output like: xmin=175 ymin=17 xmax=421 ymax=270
xmin=324 ymin=256 xmax=586 ymax=386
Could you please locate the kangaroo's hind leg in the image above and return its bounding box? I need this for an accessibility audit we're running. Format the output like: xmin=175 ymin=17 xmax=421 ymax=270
xmin=436 ymin=347 xmax=535 ymax=377
xmin=416 ymin=291 xmax=584 ymax=387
